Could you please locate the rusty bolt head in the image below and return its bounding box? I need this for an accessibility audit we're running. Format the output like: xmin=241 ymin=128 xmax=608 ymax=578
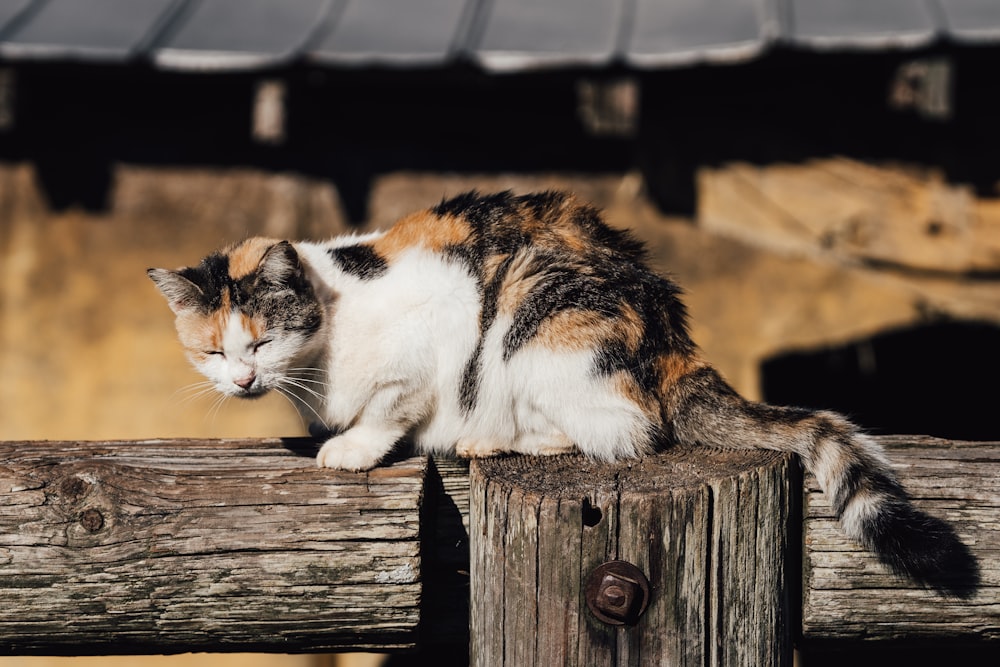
xmin=585 ymin=560 xmax=650 ymax=626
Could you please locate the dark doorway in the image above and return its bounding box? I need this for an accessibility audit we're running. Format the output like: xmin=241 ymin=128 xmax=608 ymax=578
xmin=761 ymin=321 xmax=1000 ymax=441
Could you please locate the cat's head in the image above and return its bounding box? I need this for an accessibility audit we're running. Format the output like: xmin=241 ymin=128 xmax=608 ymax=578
xmin=148 ymin=238 xmax=324 ymax=398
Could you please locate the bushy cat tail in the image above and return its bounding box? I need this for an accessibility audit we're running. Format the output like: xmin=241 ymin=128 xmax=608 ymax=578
xmin=665 ymin=365 xmax=978 ymax=596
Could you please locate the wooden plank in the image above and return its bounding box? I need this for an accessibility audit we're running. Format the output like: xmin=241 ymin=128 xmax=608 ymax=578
xmin=0 ymin=438 xmax=426 ymax=655
xmin=802 ymin=436 xmax=1000 ymax=642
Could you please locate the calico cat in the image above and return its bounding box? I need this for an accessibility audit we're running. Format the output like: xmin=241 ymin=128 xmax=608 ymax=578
xmin=149 ymin=190 xmax=974 ymax=593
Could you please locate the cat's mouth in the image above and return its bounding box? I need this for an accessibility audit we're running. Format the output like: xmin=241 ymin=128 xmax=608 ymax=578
xmin=233 ymin=385 xmax=269 ymax=399
xmin=237 ymin=387 xmax=267 ymax=399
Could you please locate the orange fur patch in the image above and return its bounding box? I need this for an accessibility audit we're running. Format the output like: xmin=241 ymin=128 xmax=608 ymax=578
xmin=657 ymin=352 xmax=705 ymax=390
xmin=227 ymin=237 xmax=280 ymax=279
xmin=207 ymin=309 xmax=229 ymax=350
xmin=374 ymin=211 xmax=471 ymax=261
xmin=495 ymin=253 xmax=543 ymax=316
xmin=554 ymin=226 xmax=588 ymax=253
xmin=176 ymin=312 xmax=220 ymax=355
xmin=617 ymin=304 xmax=645 ymax=354
xmin=240 ymin=311 xmax=265 ymax=340
xmin=532 ymin=308 xmax=614 ymax=351
xmin=611 ymin=371 xmax=659 ymax=420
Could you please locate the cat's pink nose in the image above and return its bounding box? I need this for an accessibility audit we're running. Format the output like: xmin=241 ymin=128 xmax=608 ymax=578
xmin=234 ymin=373 xmax=256 ymax=390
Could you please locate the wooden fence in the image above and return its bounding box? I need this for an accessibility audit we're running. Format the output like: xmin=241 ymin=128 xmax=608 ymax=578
xmin=0 ymin=436 xmax=996 ymax=664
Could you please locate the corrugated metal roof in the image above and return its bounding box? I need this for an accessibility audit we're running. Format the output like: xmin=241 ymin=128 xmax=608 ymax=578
xmin=0 ymin=0 xmax=996 ymax=72
xmin=311 ymin=0 xmax=474 ymax=67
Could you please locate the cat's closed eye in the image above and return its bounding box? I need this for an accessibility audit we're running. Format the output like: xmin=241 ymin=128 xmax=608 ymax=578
xmin=204 ymin=350 xmax=225 ymax=357
xmin=253 ymin=339 xmax=271 ymax=352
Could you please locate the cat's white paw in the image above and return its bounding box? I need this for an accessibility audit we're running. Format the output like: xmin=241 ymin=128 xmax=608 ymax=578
xmin=455 ymin=438 xmax=507 ymax=458
xmin=516 ymin=432 xmax=576 ymax=456
xmin=316 ymin=433 xmax=382 ymax=471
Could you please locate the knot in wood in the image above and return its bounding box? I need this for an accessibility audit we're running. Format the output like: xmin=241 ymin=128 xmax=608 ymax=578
xmin=59 ymin=476 xmax=92 ymax=502
xmin=79 ymin=508 xmax=104 ymax=533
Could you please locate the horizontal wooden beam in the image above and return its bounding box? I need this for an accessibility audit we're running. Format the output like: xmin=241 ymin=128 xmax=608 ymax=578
xmin=802 ymin=436 xmax=1000 ymax=642
xmin=2 ymin=434 xmax=995 ymax=655
xmin=0 ymin=438 xmax=426 ymax=655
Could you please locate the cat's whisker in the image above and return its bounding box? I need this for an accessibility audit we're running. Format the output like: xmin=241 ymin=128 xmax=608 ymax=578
xmin=170 ymin=382 xmax=221 ymax=407
xmin=287 ymin=368 xmax=329 ymax=382
xmin=205 ymin=392 xmax=230 ymax=423
xmin=280 ymin=377 xmax=327 ymax=402
xmin=288 ymin=376 xmax=330 ymax=387
xmin=284 ymin=378 xmax=331 ymax=393
xmin=204 ymin=394 xmax=223 ymax=420
xmin=288 ymin=366 xmax=326 ymax=374
xmin=170 ymin=380 xmax=216 ymax=398
xmin=273 ymin=386 xmax=318 ymax=431
xmin=275 ymin=384 xmax=328 ymax=427
xmin=272 ymin=387 xmax=306 ymax=430
xmin=278 ymin=381 xmax=327 ymax=418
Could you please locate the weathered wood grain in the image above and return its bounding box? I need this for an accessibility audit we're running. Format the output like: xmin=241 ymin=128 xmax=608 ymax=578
xmin=802 ymin=436 xmax=1000 ymax=642
xmin=699 ymin=157 xmax=1000 ymax=274
xmin=0 ymin=438 xmax=426 ymax=655
xmin=4 ymin=433 xmax=992 ymax=658
xmin=470 ymin=446 xmax=797 ymax=667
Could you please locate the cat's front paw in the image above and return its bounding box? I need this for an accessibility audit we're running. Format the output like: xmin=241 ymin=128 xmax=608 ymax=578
xmin=455 ymin=438 xmax=507 ymax=458
xmin=316 ymin=432 xmax=383 ymax=471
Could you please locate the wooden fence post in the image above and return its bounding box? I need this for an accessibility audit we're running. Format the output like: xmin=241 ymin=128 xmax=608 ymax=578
xmin=469 ymin=446 xmax=798 ymax=666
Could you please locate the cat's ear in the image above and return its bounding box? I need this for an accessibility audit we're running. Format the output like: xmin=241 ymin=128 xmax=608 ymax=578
xmin=256 ymin=241 xmax=301 ymax=287
xmin=147 ymin=268 xmax=204 ymax=315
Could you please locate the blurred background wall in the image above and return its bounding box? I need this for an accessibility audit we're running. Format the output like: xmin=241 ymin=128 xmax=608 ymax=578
xmin=1 ymin=2 xmax=1000 ymax=666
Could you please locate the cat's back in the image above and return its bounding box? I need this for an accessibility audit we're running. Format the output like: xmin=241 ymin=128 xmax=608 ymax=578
xmin=370 ymin=190 xmax=647 ymax=268
xmin=323 ymin=190 xmax=645 ymax=300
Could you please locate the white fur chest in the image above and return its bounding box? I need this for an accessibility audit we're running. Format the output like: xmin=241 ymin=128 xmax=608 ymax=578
xmin=314 ymin=245 xmax=482 ymax=434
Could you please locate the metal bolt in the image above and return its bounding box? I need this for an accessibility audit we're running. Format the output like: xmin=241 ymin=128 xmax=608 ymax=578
xmin=603 ymin=583 xmax=627 ymax=607
xmin=585 ymin=560 xmax=650 ymax=626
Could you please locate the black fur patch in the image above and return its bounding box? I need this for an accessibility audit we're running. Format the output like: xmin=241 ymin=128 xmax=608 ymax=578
xmin=504 ymin=269 xmax=618 ymax=360
xmin=180 ymin=253 xmax=231 ymax=312
xmin=459 ymin=254 xmax=517 ymax=412
xmin=459 ymin=340 xmax=484 ymax=413
xmin=434 ymin=190 xmax=517 ymax=231
xmin=519 ymin=190 xmax=566 ymax=219
xmin=329 ymin=245 xmax=388 ymax=280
